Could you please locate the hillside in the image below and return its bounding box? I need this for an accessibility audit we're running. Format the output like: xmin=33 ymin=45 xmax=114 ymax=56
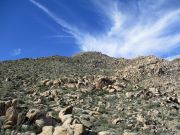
xmin=0 ymin=52 xmax=180 ymax=135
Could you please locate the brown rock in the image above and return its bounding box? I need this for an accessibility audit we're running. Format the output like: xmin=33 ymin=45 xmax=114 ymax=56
xmin=3 ymin=99 xmax=18 ymax=129
xmin=41 ymin=79 xmax=50 ymax=85
xmin=136 ymin=114 xmax=145 ymax=123
xmin=65 ymin=83 xmax=76 ymax=89
xmin=112 ymin=118 xmax=121 ymax=125
xmin=59 ymin=114 xmax=73 ymax=123
xmin=30 ymin=113 xmax=57 ymax=131
xmin=53 ymin=126 xmax=73 ymax=135
xmin=39 ymin=126 xmax=54 ymax=135
xmin=62 ymin=116 xmax=73 ymax=125
xmin=46 ymin=80 xmax=53 ymax=86
xmin=40 ymin=90 xmax=51 ymax=97
xmin=96 ymin=77 xmax=113 ymax=90
xmin=108 ymin=89 xmax=116 ymax=93
xmin=125 ymin=92 xmax=134 ymax=98
xmin=53 ymin=80 xmax=61 ymax=86
xmin=72 ymin=124 xmax=85 ymax=135
xmin=76 ymin=79 xmax=85 ymax=89
xmin=26 ymin=109 xmax=45 ymax=122
xmin=113 ymin=86 xmax=123 ymax=91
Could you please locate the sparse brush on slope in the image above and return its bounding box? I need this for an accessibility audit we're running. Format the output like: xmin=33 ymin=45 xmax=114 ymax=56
xmin=0 ymin=52 xmax=180 ymax=135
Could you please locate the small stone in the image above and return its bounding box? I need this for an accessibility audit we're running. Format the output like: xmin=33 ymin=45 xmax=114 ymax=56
xmin=53 ymin=80 xmax=61 ymax=86
xmin=112 ymin=118 xmax=121 ymax=125
xmin=46 ymin=80 xmax=53 ymax=86
xmin=113 ymin=86 xmax=123 ymax=91
xmin=21 ymin=124 xmax=29 ymax=131
xmin=41 ymin=79 xmax=50 ymax=85
xmin=123 ymin=131 xmax=137 ymax=135
xmin=136 ymin=114 xmax=145 ymax=123
xmin=98 ymin=131 xmax=115 ymax=135
xmin=24 ymin=131 xmax=36 ymax=135
xmin=108 ymin=89 xmax=116 ymax=93
xmin=35 ymin=119 xmax=45 ymax=129
xmin=125 ymin=92 xmax=134 ymax=98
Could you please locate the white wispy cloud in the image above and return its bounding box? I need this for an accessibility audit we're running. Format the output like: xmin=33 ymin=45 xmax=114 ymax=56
xmin=46 ymin=35 xmax=74 ymax=38
xmin=30 ymin=0 xmax=180 ymax=59
xmin=166 ymin=54 xmax=180 ymax=60
xmin=81 ymin=0 xmax=180 ymax=58
xmin=29 ymin=0 xmax=80 ymax=38
xmin=11 ymin=48 xmax=22 ymax=56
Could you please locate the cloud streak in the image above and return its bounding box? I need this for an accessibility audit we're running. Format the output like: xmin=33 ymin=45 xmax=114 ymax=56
xmin=11 ymin=48 xmax=22 ymax=56
xmin=166 ymin=54 xmax=180 ymax=60
xmin=30 ymin=0 xmax=180 ymax=59
xmin=29 ymin=0 xmax=81 ymax=38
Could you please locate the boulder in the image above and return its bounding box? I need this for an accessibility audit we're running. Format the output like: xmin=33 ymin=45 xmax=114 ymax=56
xmin=3 ymin=99 xmax=18 ymax=129
xmin=72 ymin=124 xmax=85 ymax=135
xmin=95 ymin=77 xmax=113 ymax=90
xmin=33 ymin=116 xmax=57 ymax=133
xmin=53 ymin=126 xmax=73 ymax=135
xmin=26 ymin=109 xmax=45 ymax=122
xmin=39 ymin=126 xmax=54 ymax=135
xmin=60 ymin=114 xmax=73 ymax=123
xmin=62 ymin=116 xmax=73 ymax=126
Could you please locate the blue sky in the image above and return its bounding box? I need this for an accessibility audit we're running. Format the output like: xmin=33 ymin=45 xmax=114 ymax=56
xmin=0 ymin=0 xmax=180 ymax=60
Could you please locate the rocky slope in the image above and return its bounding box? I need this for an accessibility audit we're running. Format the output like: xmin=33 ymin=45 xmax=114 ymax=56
xmin=0 ymin=52 xmax=180 ymax=135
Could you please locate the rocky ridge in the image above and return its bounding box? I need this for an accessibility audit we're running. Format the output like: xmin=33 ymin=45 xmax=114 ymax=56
xmin=0 ymin=52 xmax=180 ymax=135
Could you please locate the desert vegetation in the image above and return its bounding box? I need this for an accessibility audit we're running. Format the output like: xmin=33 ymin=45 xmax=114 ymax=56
xmin=0 ymin=52 xmax=180 ymax=135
